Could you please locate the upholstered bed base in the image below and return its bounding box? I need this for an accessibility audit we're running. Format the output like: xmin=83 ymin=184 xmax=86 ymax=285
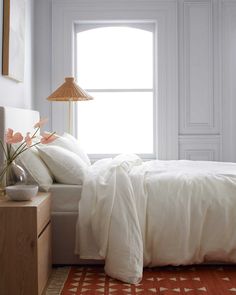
xmin=51 ymin=212 xmax=79 ymax=264
xmin=51 ymin=212 xmax=103 ymax=265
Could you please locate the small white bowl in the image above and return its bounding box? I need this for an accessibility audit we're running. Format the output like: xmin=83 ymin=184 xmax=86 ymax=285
xmin=6 ymin=185 xmax=38 ymax=201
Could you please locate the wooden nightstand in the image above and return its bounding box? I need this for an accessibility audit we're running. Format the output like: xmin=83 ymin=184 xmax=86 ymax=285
xmin=0 ymin=193 xmax=52 ymax=295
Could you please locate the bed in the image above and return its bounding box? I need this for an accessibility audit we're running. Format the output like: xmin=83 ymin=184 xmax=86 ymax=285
xmin=76 ymin=154 xmax=236 ymax=283
xmin=1 ymin=106 xmax=236 ymax=284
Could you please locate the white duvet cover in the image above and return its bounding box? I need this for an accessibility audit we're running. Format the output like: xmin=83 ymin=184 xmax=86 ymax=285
xmin=75 ymin=154 xmax=236 ymax=283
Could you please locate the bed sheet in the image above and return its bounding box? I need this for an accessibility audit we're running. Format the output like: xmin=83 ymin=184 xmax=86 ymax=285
xmin=49 ymin=183 xmax=82 ymax=212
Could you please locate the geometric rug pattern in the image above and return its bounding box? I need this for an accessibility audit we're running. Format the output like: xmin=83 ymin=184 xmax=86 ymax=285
xmin=48 ymin=265 xmax=236 ymax=295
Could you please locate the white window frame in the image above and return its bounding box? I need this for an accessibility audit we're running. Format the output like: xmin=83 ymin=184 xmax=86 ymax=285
xmin=51 ymin=0 xmax=178 ymax=160
xmin=74 ymin=22 xmax=157 ymax=160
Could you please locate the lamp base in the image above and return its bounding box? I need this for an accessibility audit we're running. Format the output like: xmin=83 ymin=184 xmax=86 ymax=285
xmin=68 ymin=100 xmax=73 ymax=134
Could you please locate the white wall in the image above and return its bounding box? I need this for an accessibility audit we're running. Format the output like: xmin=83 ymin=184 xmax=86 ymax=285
xmin=222 ymin=1 xmax=236 ymax=162
xmin=0 ymin=0 xmax=34 ymax=109
xmin=34 ymin=0 xmax=236 ymax=162
xmin=34 ymin=0 xmax=52 ymax=130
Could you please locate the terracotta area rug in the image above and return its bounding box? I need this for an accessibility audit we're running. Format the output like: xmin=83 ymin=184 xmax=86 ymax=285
xmin=46 ymin=265 xmax=236 ymax=294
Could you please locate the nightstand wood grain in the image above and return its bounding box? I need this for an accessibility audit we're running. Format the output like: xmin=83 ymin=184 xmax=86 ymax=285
xmin=0 ymin=193 xmax=52 ymax=295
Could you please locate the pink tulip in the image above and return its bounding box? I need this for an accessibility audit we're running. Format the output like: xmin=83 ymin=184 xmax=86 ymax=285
xmin=34 ymin=118 xmax=48 ymax=129
xmin=5 ymin=128 xmax=23 ymax=144
xmin=40 ymin=132 xmax=58 ymax=144
xmin=25 ymin=132 xmax=32 ymax=147
xmin=5 ymin=128 xmax=13 ymax=142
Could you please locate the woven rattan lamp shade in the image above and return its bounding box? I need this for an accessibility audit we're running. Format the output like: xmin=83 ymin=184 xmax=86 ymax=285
xmin=47 ymin=77 xmax=93 ymax=134
xmin=47 ymin=77 xmax=93 ymax=101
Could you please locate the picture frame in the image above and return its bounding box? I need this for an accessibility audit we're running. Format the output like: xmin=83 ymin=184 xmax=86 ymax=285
xmin=2 ymin=0 xmax=25 ymax=82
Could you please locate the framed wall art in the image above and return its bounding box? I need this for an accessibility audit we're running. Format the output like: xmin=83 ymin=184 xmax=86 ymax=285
xmin=2 ymin=0 xmax=25 ymax=82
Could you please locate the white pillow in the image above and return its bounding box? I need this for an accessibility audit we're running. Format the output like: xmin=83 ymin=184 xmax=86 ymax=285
xmin=13 ymin=145 xmax=53 ymax=191
xmin=48 ymin=133 xmax=91 ymax=166
xmin=37 ymin=145 xmax=87 ymax=185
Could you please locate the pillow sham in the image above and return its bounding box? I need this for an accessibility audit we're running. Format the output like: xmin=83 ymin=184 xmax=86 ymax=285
xmin=48 ymin=133 xmax=91 ymax=166
xmin=12 ymin=145 xmax=53 ymax=191
xmin=37 ymin=145 xmax=87 ymax=185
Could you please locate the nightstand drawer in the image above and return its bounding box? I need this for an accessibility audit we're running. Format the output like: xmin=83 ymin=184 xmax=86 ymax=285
xmin=38 ymin=222 xmax=52 ymax=294
xmin=37 ymin=196 xmax=51 ymax=235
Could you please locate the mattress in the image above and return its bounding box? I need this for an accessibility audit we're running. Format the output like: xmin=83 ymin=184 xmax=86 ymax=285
xmin=49 ymin=184 xmax=82 ymax=212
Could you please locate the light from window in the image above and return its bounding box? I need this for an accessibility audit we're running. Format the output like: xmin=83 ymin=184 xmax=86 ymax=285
xmin=76 ymin=25 xmax=154 ymax=155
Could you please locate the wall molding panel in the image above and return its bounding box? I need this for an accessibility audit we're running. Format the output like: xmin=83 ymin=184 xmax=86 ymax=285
xmin=178 ymin=0 xmax=236 ymax=162
xmin=179 ymin=135 xmax=221 ymax=161
xmin=179 ymin=0 xmax=220 ymax=135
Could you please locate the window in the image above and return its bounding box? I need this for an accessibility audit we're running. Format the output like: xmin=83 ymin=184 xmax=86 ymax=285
xmin=75 ymin=24 xmax=156 ymax=157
